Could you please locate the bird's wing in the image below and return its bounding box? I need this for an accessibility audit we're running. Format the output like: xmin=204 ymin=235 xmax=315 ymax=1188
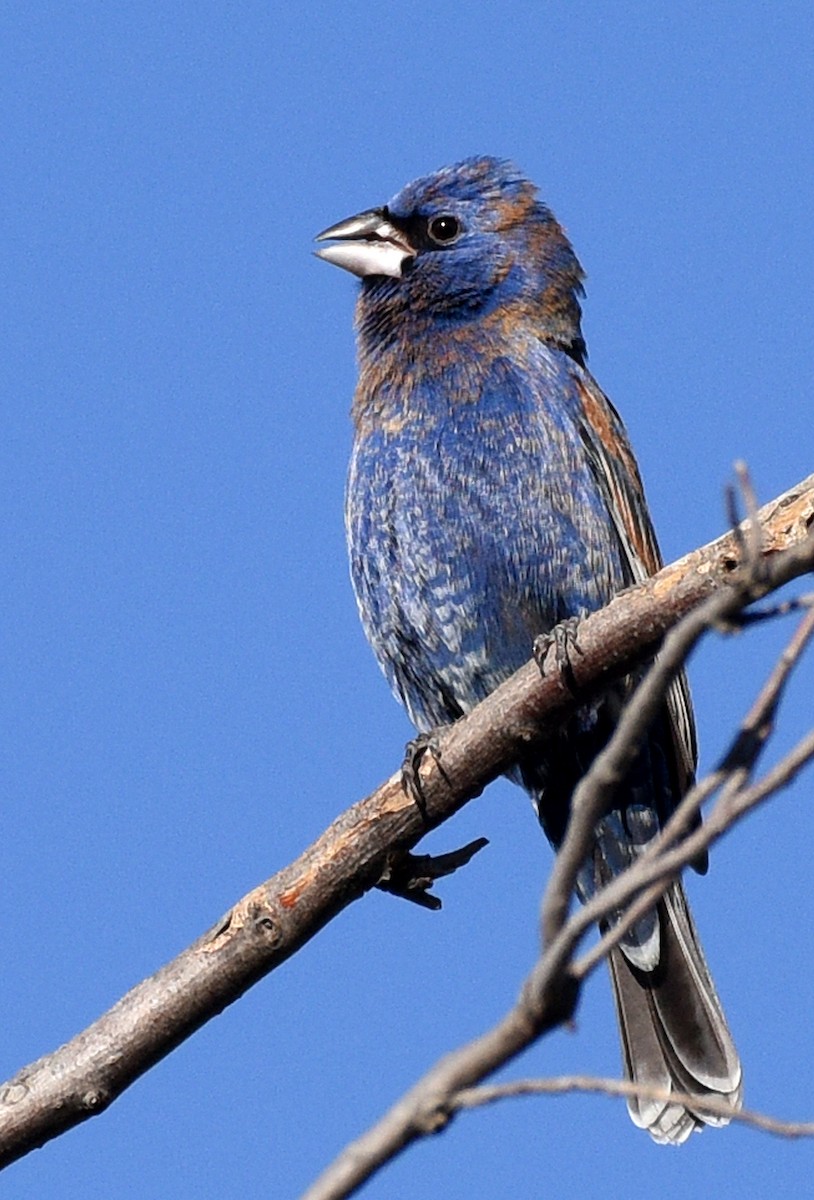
xmin=572 ymin=371 xmax=698 ymax=801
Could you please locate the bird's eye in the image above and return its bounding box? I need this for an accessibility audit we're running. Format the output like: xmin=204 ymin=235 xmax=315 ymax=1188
xmin=427 ymin=214 xmax=461 ymax=245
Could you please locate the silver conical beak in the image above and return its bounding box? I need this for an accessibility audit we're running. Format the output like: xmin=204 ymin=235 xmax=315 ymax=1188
xmin=314 ymin=208 xmax=415 ymax=279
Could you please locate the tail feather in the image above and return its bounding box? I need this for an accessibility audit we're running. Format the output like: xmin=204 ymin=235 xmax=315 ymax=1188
xmin=608 ymin=881 xmax=742 ymax=1144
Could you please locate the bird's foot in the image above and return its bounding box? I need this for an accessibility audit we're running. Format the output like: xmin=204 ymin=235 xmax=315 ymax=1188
xmin=377 ymin=837 xmax=489 ymax=910
xmin=401 ymin=727 xmax=448 ymax=818
xmin=533 ymin=617 xmax=584 ymax=693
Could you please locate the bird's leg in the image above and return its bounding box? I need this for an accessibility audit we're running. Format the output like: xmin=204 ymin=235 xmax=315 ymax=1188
xmin=376 ymin=837 xmax=489 ymax=910
xmin=401 ymin=726 xmax=448 ymax=817
xmin=533 ymin=616 xmax=584 ymax=693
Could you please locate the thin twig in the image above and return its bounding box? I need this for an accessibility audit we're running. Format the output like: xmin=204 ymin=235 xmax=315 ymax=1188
xmin=541 ymin=581 xmax=746 ymax=954
xmin=572 ymin=722 xmax=814 ymax=980
xmin=575 ymin=602 xmax=814 ymax=975
xmin=453 ymin=1077 xmax=814 ymax=1139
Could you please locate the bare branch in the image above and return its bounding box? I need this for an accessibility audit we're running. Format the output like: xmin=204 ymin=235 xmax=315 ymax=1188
xmin=572 ymin=601 xmax=814 ymax=977
xmin=574 ymin=724 xmax=814 ymax=979
xmin=453 ymin=1077 xmax=814 ymax=1139
xmin=0 ymin=473 xmax=812 ymax=1169
xmin=543 ymin=542 xmax=814 ymax=960
xmin=302 ymin=532 xmax=814 ymax=1200
xmin=541 ymin=581 xmax=738 ymax=953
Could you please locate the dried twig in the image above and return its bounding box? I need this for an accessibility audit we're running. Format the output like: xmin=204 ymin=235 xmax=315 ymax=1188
xmin=453 ymin=1077 xmax=814 ymax=1139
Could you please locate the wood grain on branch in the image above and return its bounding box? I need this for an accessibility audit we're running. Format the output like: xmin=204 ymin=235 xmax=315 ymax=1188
xmin=1 ymin=472 xmax=812 ymax=1168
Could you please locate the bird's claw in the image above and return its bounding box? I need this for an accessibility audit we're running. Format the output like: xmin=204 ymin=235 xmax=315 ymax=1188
xmin=401 ymin=728 xmax=446 ymax=817
xmin=377 ymin=837 xmax=489 ymax=909
xmin=533 ymin=616 xmax=584 ymax=693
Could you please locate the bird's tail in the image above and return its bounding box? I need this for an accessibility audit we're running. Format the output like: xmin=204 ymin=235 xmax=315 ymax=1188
xmin=606 ymin=880 xmax=742 ymax=1144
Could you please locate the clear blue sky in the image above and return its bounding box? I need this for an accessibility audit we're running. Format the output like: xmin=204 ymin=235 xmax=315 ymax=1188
xmin=2 ymin=4 xmax=812 ymax=1198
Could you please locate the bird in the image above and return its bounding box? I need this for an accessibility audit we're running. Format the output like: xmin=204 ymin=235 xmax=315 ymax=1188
xmin=315 ymin=156 xmax=742 ymax=1143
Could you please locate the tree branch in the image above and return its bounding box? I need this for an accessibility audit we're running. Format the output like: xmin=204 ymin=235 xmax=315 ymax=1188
xmin=453 ymin=1077 xmax=814 ymax=1139
xmin=300 ymin=510 xmax=814 ymax=1200
xmin=0 ymin=473 xmax=812 ymax=1168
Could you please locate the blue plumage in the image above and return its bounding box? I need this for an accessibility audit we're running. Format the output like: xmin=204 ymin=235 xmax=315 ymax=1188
xmin=347 ymin=343 xmax=623 ymax=732
xmin=316 ymin=157 xmax=741 ymax=1142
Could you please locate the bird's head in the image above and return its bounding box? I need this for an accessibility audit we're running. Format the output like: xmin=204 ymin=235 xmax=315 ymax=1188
xmin=315 ymin=156 xmax=585 ymax=360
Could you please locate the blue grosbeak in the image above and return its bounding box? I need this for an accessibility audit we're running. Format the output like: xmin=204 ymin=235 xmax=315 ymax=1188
xmin=316 ymin=157 xmax=742 ymax=1143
